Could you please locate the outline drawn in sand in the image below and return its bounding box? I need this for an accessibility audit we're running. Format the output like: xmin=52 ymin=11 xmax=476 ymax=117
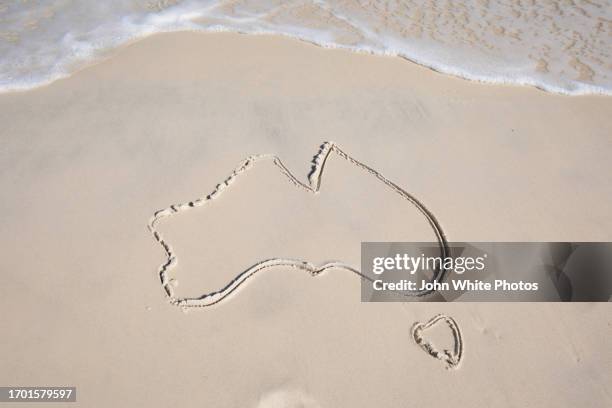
xmin=148 ymin=141 xmax=450 ymax=308
xmin=411 ymin=314 xmax=464 ymax=369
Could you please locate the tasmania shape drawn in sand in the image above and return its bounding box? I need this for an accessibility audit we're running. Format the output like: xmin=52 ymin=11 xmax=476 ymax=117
xmin=148 ymin=141 xmax=451 ymax=308
xmin=411 ymin=314 xmax=464 ymax=369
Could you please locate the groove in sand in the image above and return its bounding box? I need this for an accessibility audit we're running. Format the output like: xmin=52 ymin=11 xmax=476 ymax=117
xmin=148 ymin=141 xmax=450 ymax=308
xmin=411 ymin=314 xmax=464 ymax=370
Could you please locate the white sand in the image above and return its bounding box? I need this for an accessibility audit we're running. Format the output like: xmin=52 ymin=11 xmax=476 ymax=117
xmin=0 ymin=32 xmax=611 ymax=407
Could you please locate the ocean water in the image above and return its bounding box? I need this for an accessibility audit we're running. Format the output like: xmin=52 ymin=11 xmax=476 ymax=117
xmin=0 ymin=0 xmax=610 ymax=95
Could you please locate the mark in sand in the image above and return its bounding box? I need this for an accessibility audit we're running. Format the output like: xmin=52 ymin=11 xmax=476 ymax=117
xmin=148 ymin=141 xmax=450 ymax=308
xmin=411 ymin=314 xmax=464 ymax=369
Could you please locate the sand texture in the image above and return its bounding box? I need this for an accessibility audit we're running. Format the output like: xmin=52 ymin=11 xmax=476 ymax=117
xmin=1 ymin=32 xmax=611 ymax=407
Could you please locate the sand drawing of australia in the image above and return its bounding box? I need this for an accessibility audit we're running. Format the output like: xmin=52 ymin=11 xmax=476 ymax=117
xmin=148 ymin=141 xmax=451 ymax=308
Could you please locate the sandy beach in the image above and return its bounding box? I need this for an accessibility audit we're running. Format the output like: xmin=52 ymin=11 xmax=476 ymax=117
xmin=1 ymin=32 xmax=611 ymax=407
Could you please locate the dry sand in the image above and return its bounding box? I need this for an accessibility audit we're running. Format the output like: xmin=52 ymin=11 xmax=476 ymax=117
xmin=1 ymin=32 xmax=611 ymax=407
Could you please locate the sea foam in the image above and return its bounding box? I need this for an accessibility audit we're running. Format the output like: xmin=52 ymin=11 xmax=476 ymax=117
xmin=0 ymin=0 xmax=610 ymax=95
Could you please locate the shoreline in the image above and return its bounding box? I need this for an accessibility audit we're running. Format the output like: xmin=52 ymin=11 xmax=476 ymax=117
xmin=3 ymin=31 xmax=612 ymax=97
